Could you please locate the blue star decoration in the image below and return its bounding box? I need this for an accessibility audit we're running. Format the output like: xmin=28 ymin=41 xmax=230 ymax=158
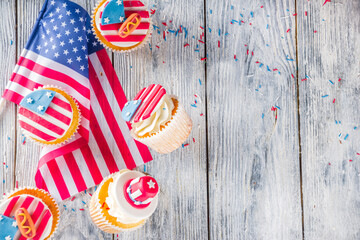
xmin=121 ymin=100 xmax=142 ymax=122
xmin=25 ymin=0 xmax=103 ymax=79
xmin=0 ymin=214 xmax=18 ymax=240
xmin=19 ymin=89 xmax=56 ymax=115
xmin=101 ymin=0 xmax=125 ymax=25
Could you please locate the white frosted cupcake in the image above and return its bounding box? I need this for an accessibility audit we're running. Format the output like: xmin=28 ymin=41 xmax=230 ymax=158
xmin=121 ymin=84 xmax=193 ymax=154
xmin=89 ymin=170 xmax=159 ymax=233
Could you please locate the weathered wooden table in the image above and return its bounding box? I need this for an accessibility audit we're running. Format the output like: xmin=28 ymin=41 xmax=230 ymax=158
xmin=0 ymin=0 xmax=359 ymax=239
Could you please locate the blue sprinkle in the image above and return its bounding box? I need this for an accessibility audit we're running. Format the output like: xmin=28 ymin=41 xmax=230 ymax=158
xmin=225 ymin=33 xmax=229 ymax=36
xmin=218 ymin=29 xmax=221 ymax=36
xmin=193 ymin=36 xmax=195 ymax=39
xmin=168 ymin=30 xmax=175 ymax=33
xmin=182 ymin=144 xmax=184 ymax=148
xmin=266 ymin=44 xmax=270 ymax=47
xmin=267 ymin=65 xmax=271 ymax=71
xmin=144 ymin=165 xmax=147 ymax=172
xmin=266 ymin=24 xmax=269 ymax=29
xmin=335 ymin=120 xmax=338 ymax=124
xmin=262 ymin=113 xmax=264 ymax=119
xmin=275 ymin=106 xmax=281 ymax=110
xmin=95 ymin=186 xmax=97 ymax=191
xmin=191 ymin=104 xmax=197 ymax=108
xmin=250 ymin=12 xmax=254 ymax=18
xmin=82 ymin=201 xmax=86 ymax=205
xmin=231 ymin=5 xmax=234 ymax=10
xmin=354 ymin=126 xmax=357 ymax=130
xmin=305 ymin=75 xmax=310 ymax=78
xmin=199 ymin=79 xmax=202 ymax=85
xmin=10 ymin=40 xmax=13 ymax=45
xmin=344 ymin=134 xmax=349 ymax=140
xmin=194 ymin=49 xmax=199 ymax=52
xmin=329 ymin=80 xmax=334 ymax=85
xmin=339 ymin=121 xmax=341 ymax=124
xmin=184 ymin=28 xmax=188 ymax=38
xmin=210 ymin=9 xmax=212 ymax=14
xmin=208 ymin=27 xmax=212 ymax=33
xmin=149 ymin=43 xmax=152 ymax=50
xmin=7 ymin=137 xmax=10 ymax=140
xmin=157 ymin=30 xmax=160 ymax=34
xmin=84 ymin=189 xmax=86 ymax=194
xmin=3 ymin=180 xmax=5 ymax=184
xmin=259 ymin=63 xmax=263 ymax=68
xmin=255 ymin=89 xmax=259 ymax=91
xmin=72 ymin=208 xmax=75 ymax=212
xmin=175 ymin=30 xmax=179 ymax=37
xmin=322 ymin=95 xmax=329 ymax=98
xmin=286 ymin=58 xmax=294 ymax=61
xmin=153 ymin=25 xmax=160 ymax=30
xmin=287 ymin=9 xmax=289 ymax=11
xmin=259 ymin=84 xmax=261 ymax=88
xmin=240 ymin=13 xmax=243 ymax=18
xmin=130 ymin=66 xmax=132 ymax=69
xmin=339 ymin=133 xmax=342 ymax=137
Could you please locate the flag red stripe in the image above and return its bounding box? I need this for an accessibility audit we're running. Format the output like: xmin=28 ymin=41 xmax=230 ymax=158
xmin=103 ymin=34 xmax=146 ymax=42
xmin=32 ymin=210 xmax=52 ymax=240
xmin=63 ymin=152 xmax=88 ymax=192
xmin=19 ymin=120 xmax=57 ymax=141
xmin=123 ymin=1 xmax=145 ymax=7
xmin=34 ymin=171 xmax=49 ymax=193
xmin=19 ymin=57 xmax=90 ymax=99
xmin=94 ymin=50 xmax=151 ymax=163
xmin=133 ymin=84 xmax=160 ymax=123
xmin=51 ymin=97 xmax=72 ymax=112
xmin=45 ymin=107 xmax=72 ymax=125
xmin=89 ymin=61 xmax=136 ymax=169
xmin=125 ymin=11 xmax=149 ymax=18
xmin=3 ymin=196 xmax=20 ymax=217
xmin=78 ymin=125 xmax=89 ymax=141
xmin=89 ymin=109 xmax=119 ymax=172
xmin=46 ymin=160 xmax=71 ymax=200
xmin=80 ymin=145 xmax=103 ymax=185
xmin=133 ymin=87 xmax=146 ymax=100
xmin=12 ymin=73 xmax=43 ymax=91
xmin=19 ymin=108 xmax=66 ymax=135
xmin=2 ymin=89 xmax=24 ymax=104
xmin=100 ymin=22 xmax=150 ymax=31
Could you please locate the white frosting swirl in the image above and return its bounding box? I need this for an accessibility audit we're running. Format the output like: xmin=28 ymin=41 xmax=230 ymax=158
xmin=132 ymin=95 xmax=174 ymax=136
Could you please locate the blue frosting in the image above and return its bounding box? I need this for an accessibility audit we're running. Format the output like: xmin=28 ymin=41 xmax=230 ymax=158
xmin=101 ymin=0 xmax=126 ymax=25
xmin=19 ymin=89 xmax=56 ymax=115
xmin=122 ymin=100 xmax=142 ymax=122
xmin=0 ymin=214 xmax=18 ymax=240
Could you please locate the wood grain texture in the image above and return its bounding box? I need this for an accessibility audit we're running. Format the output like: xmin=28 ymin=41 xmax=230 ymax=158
xmin=205 ymin=0 xmax=303 ymax=239
xmin=0 ymin=0 xmax=17 ymax=196
xmin=112 ymin=0 xmax=208 ymax=239
xmin=297 ymin=1 xmax=360 ymax=239
xmin=14 ymin=0 xmax=113 ymax=239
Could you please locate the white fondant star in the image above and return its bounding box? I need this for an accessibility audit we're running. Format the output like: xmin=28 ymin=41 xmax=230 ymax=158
xmin=5 ymin=236 xmax=12 ymax=240
xmin=147 ymin=179 xmax=156 ymax=189
xmin=116 ymin=0 xmax=122 ymax=5
xmin=104 ymin=17 xmax=110 ymax=24
xmin=46 ymin=92 xmax=52 ymax=98
xmin=119 ymin=16 xmax=125 ymax=22
xmin=37 ymin=105 xmax=45 ymax=111
xmin=27 ymin=98 xmax=33 ymax=104
xmin=11 ymin=221 xmax=17 ymax=227
xmin=0 ymin=215 xmax=3 ymax=221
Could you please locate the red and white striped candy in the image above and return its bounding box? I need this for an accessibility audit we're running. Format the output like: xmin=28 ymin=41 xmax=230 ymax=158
xmin=132 ymin=84 xmax=166 ymax=123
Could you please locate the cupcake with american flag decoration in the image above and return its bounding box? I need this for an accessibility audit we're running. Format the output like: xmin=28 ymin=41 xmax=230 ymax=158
xmin=0 ymin=187 xmax=60 ymax=240
xmin=18 ymin=86 xmax=81 ymax=145
xmin=91 ymin=0 xmax=151 ymax=52
xmin=122 ymin=84 xmax=193 ymax=154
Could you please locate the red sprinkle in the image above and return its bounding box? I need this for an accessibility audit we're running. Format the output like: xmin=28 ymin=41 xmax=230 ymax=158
xmin=333 ymin=98 xmax=336 ymax=103
xmin=162 ymin=22 xmax=167 ymax=26
xmin=101 ymin=202 xmax=105 ymax=208
xmin=287 ymin=29 xmax=290 ymax=33
xmin=329 ymin=163 xmax=331 ymax=165
xmin=79 ymin=209 xmax=84 ymax=211
xmin=291 ymin=74 xmax=295 ymax=78
xmin=16 ymin=181 xmax=18 ymax=188
xmin=293 ymin=13 xmax=298 ymax=16
xmin=251 ymin=51 xmax=254 ymax=56
xmin=273 ymin=68 xmax=278 ymax=71
xmin=199 ymin=40 xmax=205 ymax=44
xmin=357 ymin=153 xmax=360 ymax=155
xmin=271 ymin=106 xmax=276 ymax=111
xmin=305 ymin=11 xmax=308 ymax=16
xmin=184 ymin=43 xmax=190 ymax=47
xmin=218 ymin=41 xmax=220 ymax=48
xmin=260 ymin=5 xmax=264 ymax=8
xmin=256 ymin=61 xmax=260 ymax=64
xmin=349 ymin=160 xmax=353 ymax=162
xmin=246 ymin=49 xmax=249 ymax=55
xmin=338 ymin=78 xmax=341 ymax=82
xmin=200 ymin=113 xmax=204 ymax=116
xmin=200 ymin=57 xmax=206 ymax=61
xmin=199 ymin=26 xmax=204 ymax=29
xmin=150 ymin=9 xmax=156 ymax=14
xmin=301 ymin=78 xmax=307 ymax=81
xmin=193 ymin=138 xmax=195 ymax=143
xmin=179 ymin=26 xmax=182 ymax=33
xmin=314 ymin=30 xmax=317 ymax=33
xmin=71 ymin=196 xmax=76 ymax=201
xmin=323 ymin=0 xmax=331 ymax=6
xmin=156 ymin=45 xmax=160 ymax=48
xmin=184 ymin=144 xmax=189 ymax=147
xmin=234 ymin=55 xmax=237 ymax=59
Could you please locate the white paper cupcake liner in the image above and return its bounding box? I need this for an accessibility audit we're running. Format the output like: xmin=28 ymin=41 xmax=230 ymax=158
xmin=131 ymin=97 xmax=193 ymax=154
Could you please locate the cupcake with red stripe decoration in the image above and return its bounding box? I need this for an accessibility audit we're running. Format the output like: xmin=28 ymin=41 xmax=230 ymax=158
xmin=122 ymin=84 xmax=193 ymax=154
xmin=89 ymin=170 xmax=159 ymax=233
xmin=18 ymin=86 xmax=81 ymax=145
xmin=92 ymin=0 xmax=151 ymax=52
xmin=0 ymin=187 xmax=59 ymax=240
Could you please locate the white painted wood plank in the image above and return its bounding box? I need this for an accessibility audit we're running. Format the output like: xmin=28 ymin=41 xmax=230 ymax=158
xmin=112 ymin=0 xmax=208 ymax=239
xmin=297 ymin=1 xmax=360 ymax=239
xmin=0 ymin=0 xmax=17 ymax=196
xmin=205 ymin=0 xmax=303 ymax=239
xmin=15 ymin=0 xmax=113 ymax=239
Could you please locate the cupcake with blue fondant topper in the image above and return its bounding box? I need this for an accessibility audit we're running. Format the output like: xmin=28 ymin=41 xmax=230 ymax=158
xmin=92 ymin=0 xmax=151 ymax=52
xmin=18 ymin=86 xmax=81 ymax=145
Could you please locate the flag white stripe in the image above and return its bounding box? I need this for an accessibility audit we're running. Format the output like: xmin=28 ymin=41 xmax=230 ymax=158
xmin=48 ymin=102 xmax=73 ymax=118
xmin=16 ymin=65 xmax=89 ymax=110
xmin=88 ymin=131 xmax=111 ymax=178
xmin=72 ymin=149 xmax=96 ymax=188
xmin=19 ymin=115 xmax=63 ymax=138
xmin=7 ymin=81 xmax=31 ymax=96
xmin=90 ymin=54 xmax=144 ymax=167
xmin=56 ymin=156 xmax=79 ymax=196
xmin=38 ymin=165 xmax=62 ymax=201
xmin=21 ymin=128 xmax=51 ymax=142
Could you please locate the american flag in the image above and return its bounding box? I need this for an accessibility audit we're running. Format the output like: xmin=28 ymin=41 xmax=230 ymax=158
xmin=2 ymin=0 xmax=152 ymax=201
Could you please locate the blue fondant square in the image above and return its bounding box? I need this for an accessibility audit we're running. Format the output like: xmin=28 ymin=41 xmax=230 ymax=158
xmin=19 ymin=89 xmax=56 ymax=115
xmin=0 ymin=214 xmax=18 ymax=240
xmin=122 ymin=100 xmax=142 ymax=121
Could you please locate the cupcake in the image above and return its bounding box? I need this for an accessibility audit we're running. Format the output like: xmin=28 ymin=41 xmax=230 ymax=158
xmin=0 ymin=188 xmax=60 ymax=240
xmin=92 ymin=0 xmax=151 ymax=52
xmin=121 ymin=84 xmax=193 ymax=154
xmin=89 ymin=170 xmax=159 ymax=233
xmin=18 ymin=86 xmax=81 ymax=145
